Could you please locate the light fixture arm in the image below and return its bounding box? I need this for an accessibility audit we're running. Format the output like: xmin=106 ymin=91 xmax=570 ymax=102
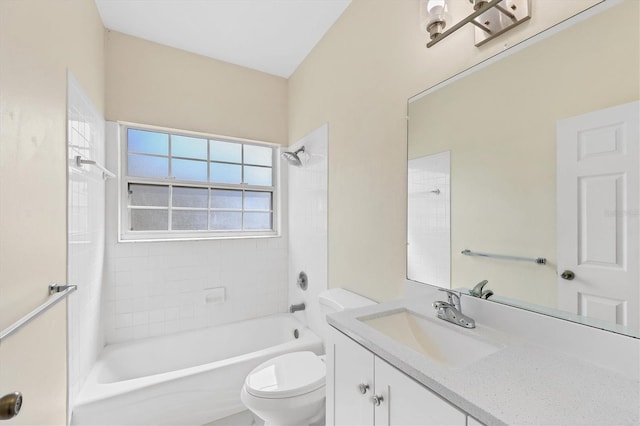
xmin=427 ymin=0 xmax=530 ymax=48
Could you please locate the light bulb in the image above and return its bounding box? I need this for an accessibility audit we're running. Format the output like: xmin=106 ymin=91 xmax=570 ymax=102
xmin=427 ymin=0 xmax=447 ymax=14
xmin=420 ymin=0 xmax=450 ymax=40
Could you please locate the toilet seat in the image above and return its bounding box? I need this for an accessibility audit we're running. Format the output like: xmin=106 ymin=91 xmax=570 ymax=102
xmin=244 ymin=351 xmax=325 ymax=399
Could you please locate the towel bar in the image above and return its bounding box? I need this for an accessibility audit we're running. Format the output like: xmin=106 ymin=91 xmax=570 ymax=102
xmin=0 ymin=284 xmax=77 ymax=343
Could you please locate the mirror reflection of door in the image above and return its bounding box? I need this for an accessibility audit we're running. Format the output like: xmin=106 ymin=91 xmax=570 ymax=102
xmin=407 ymin=151 xmax=451 ymax=288
xmin=557 ymin=101 xmax=639 ymax=330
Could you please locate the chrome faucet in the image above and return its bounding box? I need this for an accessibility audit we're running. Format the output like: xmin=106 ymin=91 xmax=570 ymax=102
xmin=469 ymin=280 xmax=493 ymax=299
xmin=289 ymin=303 xmax=306 ymax=313
xmin=433 ymin=289 xmax=475 ymax=329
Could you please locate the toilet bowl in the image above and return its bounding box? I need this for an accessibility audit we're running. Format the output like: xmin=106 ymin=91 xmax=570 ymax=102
xmin=240 ymin=351 xmax=326 ymax=426
xmin=240 ymin=288 xmax=375 ymax=426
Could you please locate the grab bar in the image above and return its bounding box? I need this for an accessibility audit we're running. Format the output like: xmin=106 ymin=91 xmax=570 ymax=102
xmin=0 ymin=284 xmax=77 ymax=343
xmin=75 ymin=155 xmax=115 ymax=179
xmin=461 ymin=249 xmax=546 ymax=265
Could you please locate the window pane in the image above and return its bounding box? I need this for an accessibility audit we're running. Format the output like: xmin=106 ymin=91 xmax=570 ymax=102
xmin=172 ymin=210 xmax=208 ymax=230
xmin=210 ymin=140 xmax=241 ymax=163
xmin=244 ymin=166 xmax=272 ymax=186
xmin=211 ymin=189 xmax=242 ymax=209
xmin=173 ymin=187 xmax=208 ymax=208
xmin=244 ymin=212 xmax=272 ymax=230
xmin=172 ymin=158 xmax=207 ymax=182
xmin=245 ymin=191 xmax=272 ymax=210
xmin=210 ymin=212 xmax=242 ymax=230
xmin=128 ymin=129 xmax=168 ymax=155
xmin=129 ymin=184 xmax=169 ymax=207
xmin=210 ymin=162 xmax=242 ymax=184
xmin=172 ymin=135 xmax=207 ymax=159
xmin=128 ymin=154 xmax=168 ymax=178
xmin=124 ymin=126 xmax=279 ymax=238
xmin=244 ymin=145 xmax=272 ymax=166
xmin=130 ymin=209 xmax=168 ymax=231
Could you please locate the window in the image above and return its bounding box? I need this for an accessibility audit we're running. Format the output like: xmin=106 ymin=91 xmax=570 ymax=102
xmin=119 ymin=124 xmax=279 ymax=241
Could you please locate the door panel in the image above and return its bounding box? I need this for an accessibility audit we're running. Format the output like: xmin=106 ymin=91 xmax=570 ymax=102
xmin=578 ymin=173 xmax=624 ymax=267
xmin=578 ymin=293 xmax=626 ymax=324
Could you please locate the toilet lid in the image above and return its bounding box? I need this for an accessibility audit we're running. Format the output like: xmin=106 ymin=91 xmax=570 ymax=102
xmin=244 ymin=351 xmax=325 ymax=399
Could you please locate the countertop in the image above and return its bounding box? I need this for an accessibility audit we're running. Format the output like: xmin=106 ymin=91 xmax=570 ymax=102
xmin=327 ymin=297 xmax=640 ymax=425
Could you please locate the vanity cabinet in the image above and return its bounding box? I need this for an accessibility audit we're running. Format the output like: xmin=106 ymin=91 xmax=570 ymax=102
xmin=327 ymin=326 xmax=467 ymax=426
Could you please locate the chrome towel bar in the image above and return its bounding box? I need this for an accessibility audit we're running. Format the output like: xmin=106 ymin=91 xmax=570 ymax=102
xmin=461 ymin=249 xmax=546 ymax=265
xmin=0 ymin=284 xmax=77 ymax=343
xmin=75 ymin=155 xmax=115 ymax=179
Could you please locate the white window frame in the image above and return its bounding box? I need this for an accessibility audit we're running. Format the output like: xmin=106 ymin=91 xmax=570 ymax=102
xmin=117 ymin=121 xmax=281 ymax=242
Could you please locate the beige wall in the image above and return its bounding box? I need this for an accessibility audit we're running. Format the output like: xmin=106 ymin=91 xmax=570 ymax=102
xmin=408 ymin=1 xmax=639 ymax=308
xmin=105 ymin=31 xmax=288 ymax=145
xmin=288 ymin=0 xmax=603 ymax=302
xmin=0 ymin=0 xmax=104 ymax=424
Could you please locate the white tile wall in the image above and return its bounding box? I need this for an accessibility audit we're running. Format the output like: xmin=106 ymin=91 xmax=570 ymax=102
xmin=407 ymin=151 xmax=451 ymax=287
xmin=287 ymin=124 xmax=328 ymax=338
xmin=103 ymin=122 xmax=289 ymax=344
xmin=67 ymin=73 xmax=107 ymax=411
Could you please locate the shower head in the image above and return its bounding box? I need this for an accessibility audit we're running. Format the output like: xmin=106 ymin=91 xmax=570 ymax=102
xmin=281 ymin=146 xmax=305 ymax=167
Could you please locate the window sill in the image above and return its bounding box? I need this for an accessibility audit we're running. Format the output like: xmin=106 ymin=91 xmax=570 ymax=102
xmin=118 ymin=230 xmax=280 ymax=243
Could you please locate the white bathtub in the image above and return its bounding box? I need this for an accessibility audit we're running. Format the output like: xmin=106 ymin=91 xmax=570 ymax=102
xmin=72 ymin=314 xmax=323 ymax=426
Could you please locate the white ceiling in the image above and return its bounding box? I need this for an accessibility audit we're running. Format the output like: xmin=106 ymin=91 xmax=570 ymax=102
xmin=95 ymin=0 xmax=352 ymax=78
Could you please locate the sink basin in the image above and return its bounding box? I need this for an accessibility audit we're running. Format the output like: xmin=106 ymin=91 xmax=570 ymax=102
xmin=358 ymin=309 xmax=503 ymax=369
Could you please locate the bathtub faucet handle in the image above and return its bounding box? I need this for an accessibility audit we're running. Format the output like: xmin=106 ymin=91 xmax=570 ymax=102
xmin=289 ymin=303 xmax=305 ymax=313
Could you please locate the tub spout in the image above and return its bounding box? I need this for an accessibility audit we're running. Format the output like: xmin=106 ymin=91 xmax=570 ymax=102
xmin=289 ymin=303 xmax=305 ymax=313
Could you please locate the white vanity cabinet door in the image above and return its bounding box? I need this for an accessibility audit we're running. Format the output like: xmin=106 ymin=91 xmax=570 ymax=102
xmin=373 ymin=357 xmax=466 ymax=426
xmin=327 ymin=326 xmax=375 ymax=426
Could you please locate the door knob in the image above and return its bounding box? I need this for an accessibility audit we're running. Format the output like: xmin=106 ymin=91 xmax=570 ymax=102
xmin=0 ymin=392 xmax=22 ymax=420
xmin=560 ymin=270 xmax=575 ymax=280
xmin=358 ymin=383 xmax=369 ymax=394
xmin=371 ymin=394 xmax=384 ymax=406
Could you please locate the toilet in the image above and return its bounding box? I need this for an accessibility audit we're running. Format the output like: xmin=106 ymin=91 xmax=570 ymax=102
xmin=240 ymin=288 xmax=375 ymax=426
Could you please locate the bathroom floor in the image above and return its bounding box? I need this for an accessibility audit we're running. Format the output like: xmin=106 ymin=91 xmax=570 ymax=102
xmin=204 ymin=410 xmax=326 ymax=426
xmin=204 ymin=410 xmax=263 ymax=426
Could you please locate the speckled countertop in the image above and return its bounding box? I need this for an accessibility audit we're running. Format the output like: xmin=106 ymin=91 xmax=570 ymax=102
xmin=327 ymin=298 xmax=640 ymax=426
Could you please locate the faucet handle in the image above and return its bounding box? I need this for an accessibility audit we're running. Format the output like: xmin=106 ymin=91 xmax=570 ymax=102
xmin=437 ymin=288 xmax=461 ymax=308
xmin=470 ymin=280 xmax=492 ymax=299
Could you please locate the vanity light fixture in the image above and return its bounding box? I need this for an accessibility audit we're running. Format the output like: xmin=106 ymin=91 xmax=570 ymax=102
xmin=424 ymin=0 xmax=531 ymax=48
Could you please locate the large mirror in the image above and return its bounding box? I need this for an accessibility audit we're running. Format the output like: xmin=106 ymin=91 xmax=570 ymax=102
xmin=407 ymin=0 xmax=639 ymax=337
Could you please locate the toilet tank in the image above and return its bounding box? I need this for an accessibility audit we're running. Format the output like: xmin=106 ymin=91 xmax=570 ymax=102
xmin=318 ymin=288 xmax=376 ymax=341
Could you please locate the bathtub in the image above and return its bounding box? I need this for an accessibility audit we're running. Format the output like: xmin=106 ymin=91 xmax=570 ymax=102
xmin=72 ymin=314 xmax=323 ymax=426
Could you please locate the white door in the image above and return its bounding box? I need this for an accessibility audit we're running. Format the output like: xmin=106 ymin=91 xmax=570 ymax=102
xmin=557 ymin=101 xmax=639 ymax=330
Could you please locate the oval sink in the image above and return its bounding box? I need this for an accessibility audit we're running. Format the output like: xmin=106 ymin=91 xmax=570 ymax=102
xmin=358 ymin=308 xmax=503 ymax=369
